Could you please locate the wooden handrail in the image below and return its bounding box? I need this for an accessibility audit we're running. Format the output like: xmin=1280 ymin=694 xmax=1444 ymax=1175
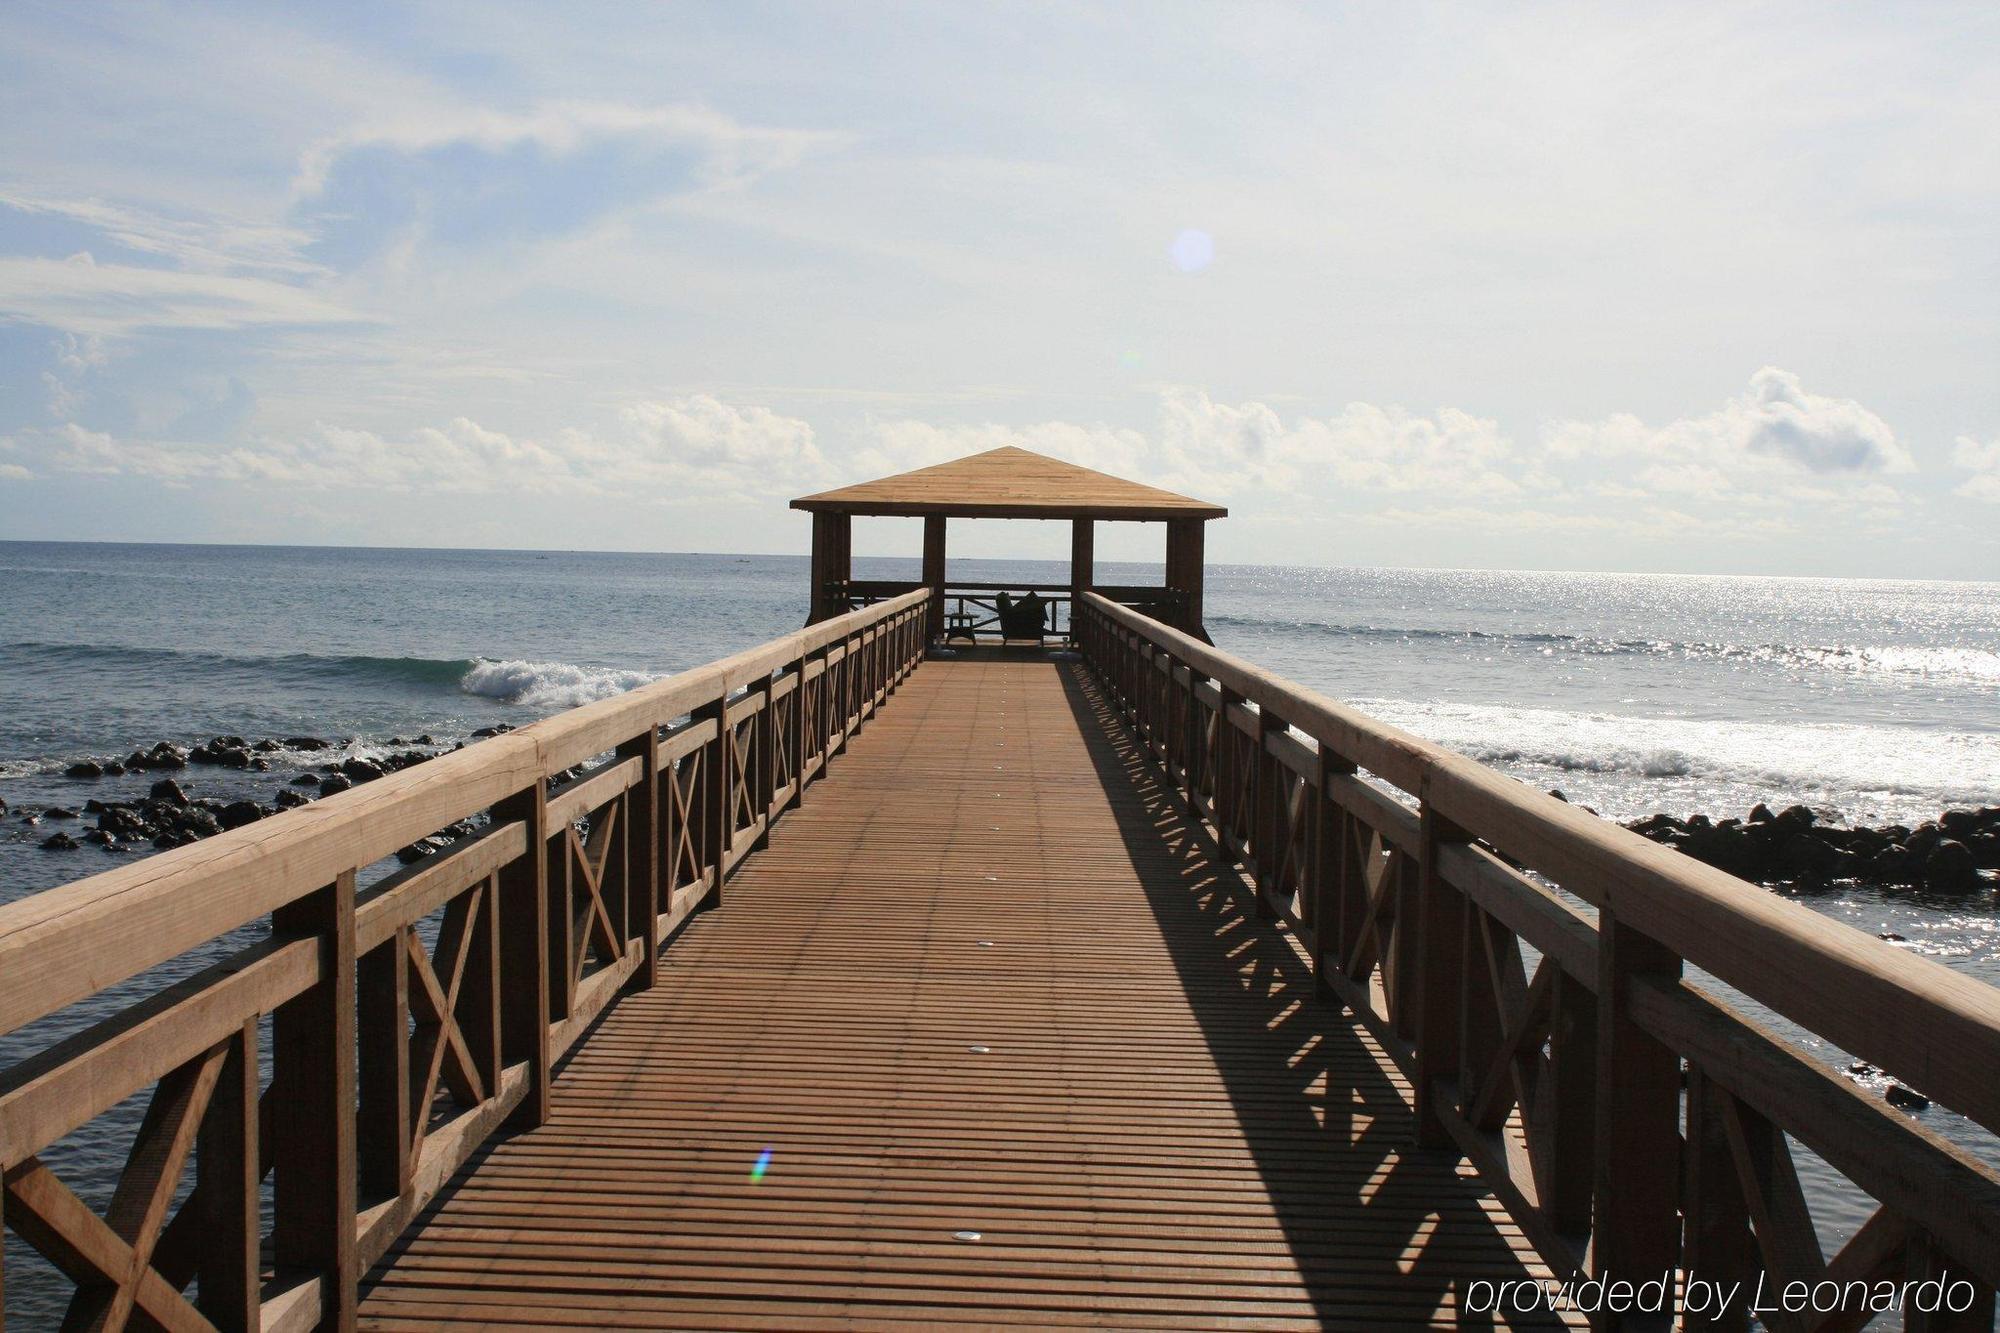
xmin=0 ymin=586 xmax=931 ymax=1331
xmin=1081 ymin=591 xmax=2000 ymax=1130
xmin=0 ymin=588 xmax=928 ymax=1038
xmin=1078 ymin=590 xmax=2000 ymax=1305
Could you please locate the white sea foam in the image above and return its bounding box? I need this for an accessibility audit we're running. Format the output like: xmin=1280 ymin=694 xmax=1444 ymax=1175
xmin=459 ymin=659 xmax=659 ymax=710
xmin=1349 ymin=696 xmax=2000 ymax=826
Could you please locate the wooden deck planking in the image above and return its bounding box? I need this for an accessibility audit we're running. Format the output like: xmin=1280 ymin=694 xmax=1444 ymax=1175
xmin=359 ymin=654 xmax=1569 ymax=1329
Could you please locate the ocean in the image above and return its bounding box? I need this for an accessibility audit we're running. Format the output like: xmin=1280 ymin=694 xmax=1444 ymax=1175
xmin=3 ymin=540 xmax=1999 ymax=1318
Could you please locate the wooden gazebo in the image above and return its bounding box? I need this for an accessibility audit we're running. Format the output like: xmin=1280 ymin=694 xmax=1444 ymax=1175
xmin=792 ymin=446 xmax=1226 ymax=642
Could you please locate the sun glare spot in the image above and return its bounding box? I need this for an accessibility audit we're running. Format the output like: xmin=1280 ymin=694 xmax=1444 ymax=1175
xmin=1169 ymin=228 xmax=1214 ymax=273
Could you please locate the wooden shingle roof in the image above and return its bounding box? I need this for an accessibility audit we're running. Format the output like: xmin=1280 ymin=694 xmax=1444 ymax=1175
xmin=791 ymin=446 xmax=1226 ymax=520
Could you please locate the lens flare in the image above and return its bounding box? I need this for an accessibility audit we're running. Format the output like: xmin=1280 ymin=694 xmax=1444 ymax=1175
xmin=1169 ymin=229 xmax=1214 ymax=273
xmin=750 ymin=1147 xmax=773 ymax=1182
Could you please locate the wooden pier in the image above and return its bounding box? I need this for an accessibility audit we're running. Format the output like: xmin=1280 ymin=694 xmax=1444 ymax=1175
xmin=358 ymin=651 xmax=1559 ymax=1329
xmin=5 ymin=450 xmax=2000 ymax=1330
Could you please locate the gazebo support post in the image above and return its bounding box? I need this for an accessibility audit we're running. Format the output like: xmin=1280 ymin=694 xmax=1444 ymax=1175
xmin=808 ymin=511 xmax=851 ymax=624
xmin=1069 ymin=519 xmax=1094 ymax=641
xmin=922 ymin=515 xmax=947 ymax=642
xmin=1165 ymin=517 xmax=1209 ymax=642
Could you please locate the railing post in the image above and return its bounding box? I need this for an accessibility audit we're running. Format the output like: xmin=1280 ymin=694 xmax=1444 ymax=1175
xmin=1312 ymin=745 xmax=1356 ymax=998
xmin=617 ymin=730 xmax=660 ymax=988
xmin=270 ymin=869 xmax=357 ymax=1331
xmin=196 ymin=1019 xmax=260 ymax=1332
xmin=1414 ymin=796 xmax=1470 ymax=1147
xmin=494 ymin=785 xmax=551 ymax=1128
xmin=754 ymin=673 xmax=776 ymax=845
xmin=1682 ymin=1066 xmax=1756 ymax=1333
xmin=356 ymin=928 xmax=411 ymax=1202
xmin=1593 ymin=909 xmax=1684 ymax=1324
xmin=545 ymin=788 xmax=574 ymax=1027
xmin=789 ymin=652 xmax=813 ymax=811
xmin=1541 ymin=970 xmax=1598 ymax=1239
xmin=699 ymin=694 xmax=732 ymax=905
xmin=1216 ymin=684 xmax=1244 ymax=855
xmin=1252 ymin=706 xmax=1286 ymax=919
xmin=1183 ymin=663 xmax=1204 ymax=817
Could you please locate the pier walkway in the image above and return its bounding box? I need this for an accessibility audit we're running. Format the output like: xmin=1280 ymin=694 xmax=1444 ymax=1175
xmin=357 ymin=654 xmax=1559 ymax=1329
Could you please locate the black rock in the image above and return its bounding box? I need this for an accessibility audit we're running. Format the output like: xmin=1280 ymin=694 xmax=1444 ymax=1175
xmin=1680 ymin=824 xmax=1768 ymax=881
xmin=1907 ymin=823 xmax=1941 ymax=859
xmin=1924 ymin=839 xmax=1982 ymax=894
xmin=1546 ymin=788 xmax=1568 ymax=803
xmin=179 ymin=807 xmax=222 ymax=837
xmin=1774 ymin=804 xmax=1818 ymax=829
xmin=1774 ymin=831 xmax=1843 ymax=883
xmin=274 ymin=788 xmax=310 ymax=809
xmin=253 ymin=739 xmax=284 ymax=753
xmin=82 ymin=828 xmax=115 ymax=847
xmin=1878 ymin=932 xmax=1906 ymax=942
xmin=99 ymin=806 xmax=152 ymax=838
xmin=1940 ymin=809 xmax=1980 ymax=839
xmin=319 ymin=773 xmax=354 ymax=797
xmin=1885 ymin=1084 xmax=1930 ymax=1112
xmin=290 ymin=772 xmax=322 ymax=786
xmin=44 ymin=806 xmax=78 ymax=820
xmin=150 ymin=778 xmax=190 ymax=806
xmin=83 ymin=798 xmax=108 ymax=813
xmin=1865 ymin=846 xmax=1923 ymax=886
xmin=340 ymin=757 xmax=384 ymax=783
xmin=285 ymin=736 xmax=332 ymax=751
xmin=0 ymin=795 xmax=8 ymax=815
xmin=41 ymin=831 xmax=80 ymax=851
xmin=103 ymin=761 xmax=126 ymax=776
xmin=414 ymin=734 xmax=436 ymax=746
xmin=1968 ymin=832 xmax=2000 ymax=870
xmin=218 ymin=801 xmax=264 ymax=831
xmin=1626 ymin=813 xmax=1684 ymax=840
xmin=65 ymin=760 xmax=105 ymax=779
xmin=1844 ymin=827 xmax=1891 ymax=858
xmin=1748 ymin=802 xmax=1775 ymax=824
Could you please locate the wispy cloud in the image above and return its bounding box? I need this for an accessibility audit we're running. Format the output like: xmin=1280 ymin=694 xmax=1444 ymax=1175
xmin=0 ymin=253 xmax=364 ymax=336
xmin=294 ymin=99 xmax=837 ymax=199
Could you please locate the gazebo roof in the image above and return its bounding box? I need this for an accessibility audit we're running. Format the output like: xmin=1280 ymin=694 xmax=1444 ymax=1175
xmin=791 ymin=446 xmax=1226 ymax=521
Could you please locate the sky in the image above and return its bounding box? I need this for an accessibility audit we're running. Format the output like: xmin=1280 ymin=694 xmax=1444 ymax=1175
xmin=2 ymin=2 xmax=1997 ymax=575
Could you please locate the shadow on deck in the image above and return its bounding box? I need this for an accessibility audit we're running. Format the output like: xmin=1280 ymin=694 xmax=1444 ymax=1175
xmin=358 ymin=656 xmax=1564 ymax=1330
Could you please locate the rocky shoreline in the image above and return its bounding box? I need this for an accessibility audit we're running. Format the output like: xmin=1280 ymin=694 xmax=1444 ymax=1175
xmin=13 ymin=732 xmax=1997 ymax=901
xmin=7 ymin=728 xmax=536 ymax=866
xmin=1604 ymin=796 xmax=2000 ymax=897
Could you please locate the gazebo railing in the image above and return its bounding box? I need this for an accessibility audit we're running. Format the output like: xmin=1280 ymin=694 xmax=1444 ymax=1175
xmin=838 ymin=580 xmax=1185 ymax=643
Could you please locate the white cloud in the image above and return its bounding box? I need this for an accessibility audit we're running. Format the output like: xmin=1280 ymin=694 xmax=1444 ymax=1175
xmin=1547 ymin=367 xmax=1912 ymax=477
xmin=1 ymin=396 xmax=823 ymax=502
xmin=294 ymin=99 xmax=837 ymax=198
xmin=0 ymin=253 xmax=363 ymax=336
xmin=854 ymin=389 xmax=1522 ymax=501
xmin=1953 ymin=435 xmax=2000 ymax=502
xmin=0 ymin=462 xmax=30 ymax=481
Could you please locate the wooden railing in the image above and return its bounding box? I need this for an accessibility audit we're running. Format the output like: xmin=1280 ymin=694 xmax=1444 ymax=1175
xmin=0 ymin=588 xmax=928 ymax=1332
xmin=1078 ymin=592 xmax=2000 ymax=1329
